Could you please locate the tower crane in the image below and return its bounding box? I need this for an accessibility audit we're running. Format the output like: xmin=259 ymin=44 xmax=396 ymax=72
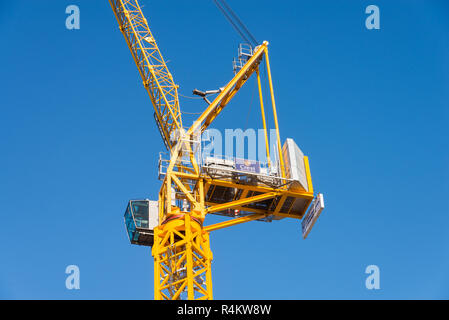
xmin=110 ymin=0 xmax=325 ymax=300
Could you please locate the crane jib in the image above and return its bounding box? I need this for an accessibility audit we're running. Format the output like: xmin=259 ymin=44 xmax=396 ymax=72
xmin=109 ymin=0 xmax=183 ymax=150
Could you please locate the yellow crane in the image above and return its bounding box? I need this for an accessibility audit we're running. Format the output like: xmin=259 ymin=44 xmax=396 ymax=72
xmin=110 ymin=0 xmax=324 ymax=300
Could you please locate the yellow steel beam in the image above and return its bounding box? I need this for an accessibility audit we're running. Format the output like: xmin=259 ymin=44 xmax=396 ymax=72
xmin=171 ymin=174 xmax=198 ymax=208
xmin=205 ymin=201 xmax=266 ymax=213
xmin=304 ymin=156 xmax=314 ymax=194
xmin=109 ymin=0 xmax=183 ymax=150
xmin=206 ymin=192 xmax=277 ymax=214
xmin=185 ymin=215 xmax=194 ymax=300
xmin=257 ymin=68 xmax=271 ymax=168
xmin=273 ymin=194 xmax=287 ymax=215
xmin=239 ymin=189 xmax=249 ymax=201
xmin=187 ymin=42 xmax=268 ymax=136
xmin=264 ymin=48 xmax=286 ymax=179
xmin=204 ymin=213 xmax=267 ymax=232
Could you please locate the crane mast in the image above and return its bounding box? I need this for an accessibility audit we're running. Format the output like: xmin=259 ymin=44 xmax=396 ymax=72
xmin=112 ymin=0 xmax=324 ymax=300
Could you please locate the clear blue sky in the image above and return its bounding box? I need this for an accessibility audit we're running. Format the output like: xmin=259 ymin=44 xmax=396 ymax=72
xmin=0 ymin=0 xmax=448 ymax=299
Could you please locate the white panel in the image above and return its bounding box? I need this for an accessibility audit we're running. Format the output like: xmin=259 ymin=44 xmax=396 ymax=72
xmin=148 ymin=200 xmax=159 ymax=230
xmin=301 ymin=193 xmax=325 ymax=239
xmin=282 ymin=138 xmax=308 ymax=192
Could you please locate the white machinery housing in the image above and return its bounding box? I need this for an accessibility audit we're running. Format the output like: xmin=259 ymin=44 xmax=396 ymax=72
xmin=283 ymin=138 xmax=309 ymax=192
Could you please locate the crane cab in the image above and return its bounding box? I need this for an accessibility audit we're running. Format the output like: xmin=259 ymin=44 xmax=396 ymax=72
xmin=124 ymin=200 xmax=159 ymax=247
